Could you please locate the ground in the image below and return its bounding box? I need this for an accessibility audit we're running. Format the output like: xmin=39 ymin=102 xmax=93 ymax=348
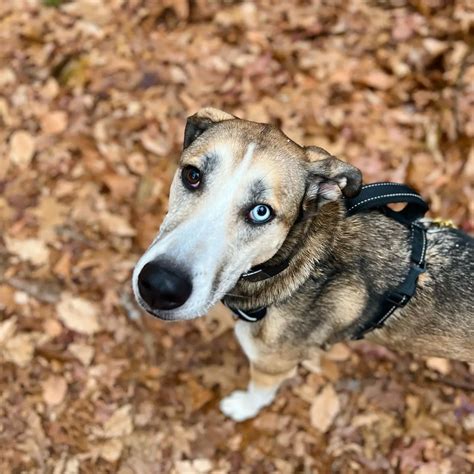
xmin=0 ymin=1 xmax=473 ymax=473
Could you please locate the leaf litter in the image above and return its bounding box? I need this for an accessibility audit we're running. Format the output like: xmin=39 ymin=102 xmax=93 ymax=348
xmin=0 ymin=0 xmax=473 ymax=472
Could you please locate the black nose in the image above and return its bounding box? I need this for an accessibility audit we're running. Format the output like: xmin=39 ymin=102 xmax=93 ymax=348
xmin=137 ymin=261 xmax=192 ymax=310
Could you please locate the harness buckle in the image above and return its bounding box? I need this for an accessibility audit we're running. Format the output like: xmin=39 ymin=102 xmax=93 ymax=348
xmin=410 ymin=261 xmax=426 ymax=275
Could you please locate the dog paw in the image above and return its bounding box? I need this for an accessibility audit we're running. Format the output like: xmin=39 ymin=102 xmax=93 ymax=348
xmin=220 ymin=390 xmax=262 ymax=421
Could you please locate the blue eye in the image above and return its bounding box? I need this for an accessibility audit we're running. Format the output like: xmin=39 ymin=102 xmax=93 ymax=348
xmin=248 ymin=204 xmax=273 ymax=224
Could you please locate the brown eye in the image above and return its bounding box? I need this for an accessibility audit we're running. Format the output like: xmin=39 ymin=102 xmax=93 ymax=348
xmin=182 ymin=165 xmax=201 ymax=190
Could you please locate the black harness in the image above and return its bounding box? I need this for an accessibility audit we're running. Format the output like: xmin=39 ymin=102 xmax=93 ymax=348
xmin=225 ymin=182 xmax=429 ymax=339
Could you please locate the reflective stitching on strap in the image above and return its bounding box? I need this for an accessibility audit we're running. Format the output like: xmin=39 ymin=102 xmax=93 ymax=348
xmin=347 ymin=193 xmax=424 ymax=213
xmin=378 ymin=295 xmax=407 ymax=327
xmin=419 ymin=227 xmax=427 ymax=264
xmin=235 ymin=308 xmax=258 ymax=322
xmin=362 ymin=182 xmax=406 ymax=189
xmin=241 ymin=269 xmax=262 ymax=277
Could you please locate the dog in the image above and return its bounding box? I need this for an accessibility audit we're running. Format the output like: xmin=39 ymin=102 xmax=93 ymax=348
xmin=132 ymin=107 xmax=474 ymax=421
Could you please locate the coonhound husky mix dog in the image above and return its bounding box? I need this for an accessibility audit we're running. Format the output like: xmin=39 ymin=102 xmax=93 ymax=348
xmin=133 ymin=108 xmax=474 ymax=422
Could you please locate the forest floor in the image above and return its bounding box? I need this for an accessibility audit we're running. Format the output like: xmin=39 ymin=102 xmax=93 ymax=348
xmin=1 ymin=1 xmax=473 ymax=473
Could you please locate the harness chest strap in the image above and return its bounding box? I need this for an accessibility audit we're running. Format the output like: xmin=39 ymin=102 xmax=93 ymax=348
xmin=226 ymin=182 xmax=429 ymax=339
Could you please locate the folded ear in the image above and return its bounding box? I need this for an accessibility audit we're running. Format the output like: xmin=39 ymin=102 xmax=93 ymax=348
xmin=304 ymin=146 xmax=362 ymax=207
xmin=183 ymin=107 xmax=235 ymax=149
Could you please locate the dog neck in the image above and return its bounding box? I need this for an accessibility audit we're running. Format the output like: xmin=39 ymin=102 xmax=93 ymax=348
xmin=224 ymin=202 xmax=419 ymax=347
xmin=224 ymin=200 xmax=346 ymax=310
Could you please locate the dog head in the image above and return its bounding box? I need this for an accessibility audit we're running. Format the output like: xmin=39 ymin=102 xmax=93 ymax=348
xmin=132 ymin=108 xmax=362 ymax=320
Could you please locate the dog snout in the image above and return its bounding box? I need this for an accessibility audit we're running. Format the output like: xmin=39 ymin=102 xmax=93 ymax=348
xmin=137 ymin=260 xmax=193 ymax=311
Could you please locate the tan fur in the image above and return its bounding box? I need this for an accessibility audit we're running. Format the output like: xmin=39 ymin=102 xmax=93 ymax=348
xmin=135 ymin=107 xmax=474 ymax=420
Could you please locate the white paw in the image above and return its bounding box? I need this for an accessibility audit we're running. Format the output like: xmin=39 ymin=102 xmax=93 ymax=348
xmin=220 ymin=385 xmax=277 ymax=422
xmin=220 ymin=390 xmax=262 ymax=421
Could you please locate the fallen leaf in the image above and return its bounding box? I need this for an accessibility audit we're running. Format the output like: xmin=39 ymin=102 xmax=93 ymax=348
xmin=43 ymin=319 xmax=64 ymax=338
xmin=53 ymin=252 xmax=72 ymax=280
xmin=0 ymin=317 xmax=17 ymax=345
xmin=359 ymin=70 xmax=395 ymax=90
xmin=62 ymin=0 xmax=111 ymax=26
xmin=32 ymin=196 xmax=67 ymax=242
xmin=103 ymin=404 xmax=133 ymax=438
xmin=42 ymin=376 xmax=68 ymax=406
xmin=2 ymin=334 xmax=35 ymax=367
xmin=126 ymin=152 xmax=147 ymax=175
xmin=325 ymin=343 xmax=351 ymax=362
xmin=0 ymin=67 xmax=16 ymax=87
xmin=310 ymin=384 xmax=340 ymax=433
xmin=4 ymin=236 xmax=50 ymax=266
xmin=99 ymin=212 xmax=136 ymax=237
xmin=57 ymin=294 xmax=101 ymax=335
xmin=8 ymin=130 xmax=35 ymax=168
xmin=60 ymin=458 xmax=80 ymax=474
xmin=426 ymin=357 xmax=451 ymax=375
xmin=68 ymin=342 xmax=95 ymax=366
xmin=187 ymin=377 xmax=214 ymax=412
xmin=98 ymin=439 xmax=123 ymax=462
xmin=302 ymin=356 xmax=322 ymax=374
xmin=40 ymin=111 xmax=68 ymax=134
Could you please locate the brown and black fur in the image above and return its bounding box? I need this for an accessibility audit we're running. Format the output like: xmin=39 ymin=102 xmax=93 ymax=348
xmin=134 ymin=107 xmax=474 ymax=420
xmin=225 ymin=206 xmax=474 ymax=362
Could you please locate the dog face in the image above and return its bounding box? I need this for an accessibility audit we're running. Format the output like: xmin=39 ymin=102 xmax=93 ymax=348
xmin=132 ymin=108 xmax=361 ymax=320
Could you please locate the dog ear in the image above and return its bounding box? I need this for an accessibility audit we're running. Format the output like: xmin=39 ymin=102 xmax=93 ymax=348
xmin=183 ymin=107 xmax=235 ymax=149
xmin=304 ymin=146 xmax=362 ymax=207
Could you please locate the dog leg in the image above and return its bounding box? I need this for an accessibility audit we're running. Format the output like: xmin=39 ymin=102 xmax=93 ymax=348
xmin=220 ymin=321 xmax=297 ymax=421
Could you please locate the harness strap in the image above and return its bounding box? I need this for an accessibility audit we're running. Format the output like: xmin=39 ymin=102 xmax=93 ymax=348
xmin=224 ymin=302 xmax=267 ymax=322
xmin=227 ymin=182 xmax=429 ymax=336
xmin=240 ymin=260 xmax=289 ymax=283
xmin=345 ymin=182 xmax=428 ymax=221
xmin=344 ymin=183 xmax=428 ymax=339
xmin=350 ymin=222 xmax=427 ymax=339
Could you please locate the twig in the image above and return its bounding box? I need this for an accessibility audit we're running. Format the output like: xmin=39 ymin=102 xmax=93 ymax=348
xmin=425 ymin=374 xmax=474 ymax=392
xmin=5 ymin=276 xmax=61 ymax=304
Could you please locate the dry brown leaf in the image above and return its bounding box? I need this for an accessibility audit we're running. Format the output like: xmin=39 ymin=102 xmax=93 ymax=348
xmin=325 ymin=343 xmax=351 ymax=362
xmin=425 ymin=357 xmax=451 ymax=375
xmin=57 ymin=294 xmax=100 ymax=335
xmin=187 ymin=378 xmax=214 ymax=412
xmin=175 ymin=459 xmax=213 ymax=474
xmin=359 ymin=70 xmax=395 ymax=90
xmin=8 ymin=130 xmax=35 ymax=169
xmin=98 ymin=439 xmax=123 ymax=462
xmin=99 ymin=212 xmax=136 ymax=237
xmin=126 ymin=152 xmax=147 ymax=175
xmin=66 ymin=459 xmax=80 ymax=474
xmin=103 ymin=404 xmax=133 ymax=438
xmin=4 ymin=236 xmax=50 ymax=266
xmin=42 ymin=376 xmax=68 ymax=406
xmin=2 ymin=334 xmax=35 ymax=367
xmin=32 ymin=196 xmax=67 ymax=242
xmin=43 ymin=319 xmax=64 ymax=338
xmin=0 ymin=317 xmax=17 ymax=345
xmin=1 ymin=1 xmax=473 ymax=471
xmin=0 ymin=67 xmax=16 ymax=87
xmin=302 ymin=356 xmax=322 ymax=374
xmin=53 ymin=252 xmax=72 ymax=280
xmin=40 ymin=111 xmax=68 ymax=135
xmin=68 ymin=342 xmax=94 ymax=366
xmin=310 ymin=384 xmax=340 ymax=433
xmin=62 ymin=0 xmax=111 ymax=26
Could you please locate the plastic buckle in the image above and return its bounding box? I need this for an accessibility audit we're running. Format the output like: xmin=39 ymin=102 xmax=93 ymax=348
xmin=411 ymin=261 xmax=426 ymax=275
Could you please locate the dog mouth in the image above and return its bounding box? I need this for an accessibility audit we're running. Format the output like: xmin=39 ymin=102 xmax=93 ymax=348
xmin=134 ymin=286 xmax=218 ymax=321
